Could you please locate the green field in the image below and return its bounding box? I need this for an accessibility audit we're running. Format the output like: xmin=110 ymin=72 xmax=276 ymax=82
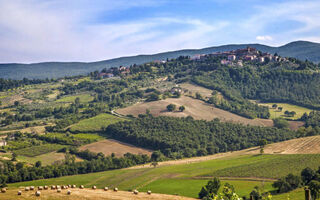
xmin=14 ymin=144 xmax=66 ymax=157
xmin=69 ymin=113 xmax=126 ymax=133
xmin=56 ymin=93 xmax=94 ymax=103
xmin=209 ymin=154 xmax=320 ymax=178
xmin=71 ymin=133 xmax=104 ymax=141
xmin=8 ymin=154 xmax=320 ymax=199
xmin=259 ymin=102 xmax=312 ymax=119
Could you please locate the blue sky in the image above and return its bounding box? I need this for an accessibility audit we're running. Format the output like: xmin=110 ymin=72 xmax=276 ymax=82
xmin=0 ymin=0 xmax=320 ymax=63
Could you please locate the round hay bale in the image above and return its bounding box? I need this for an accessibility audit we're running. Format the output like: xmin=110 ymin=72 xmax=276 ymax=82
xmin=68 ymin=184 xmax=71 ymax=188
xmin=56 ymin=185 xmax=61 ymax=189
xmin=104 ymin=187 xmax=108 ymax=191
xmin=147 ymin=190 xmax=152 ymax=195
xmin=51 ymin=185 xmax=56 ymax=190
xmin=67 ymin=190 xmax=71 ymax=195
xmin=72 ymin=185 xmax=76 ymax=188
xmin=79 ymin=185 xmax=84 ymax=189
xmin=92 ymin=185 xmax=96 ymax=190
xmin=62 ymin=185 xmax=65 ymax=189
xmin=114 ymin=187 xmax=118 ymax=192
xmin=30 ymin=186 xmax=35 ymax=190
xmin=25 ymin=187 xmax=30 ymax=191
xmin=35 ymin=191 xmax=41 ymax=196
xmin=44 ymin=185 xmax=48 ymax=190
xmin=1 ymin=188 xmax=6 ymax=193
xmin=17 ymin=190 xmax=22 ymax=195
xmin=38 ymin=186 xmax=43 ymax=190
xmin=133 ymin=189 xmax=139 ymax=195
xmin=57 ymin=188 xmax=61 ymax=193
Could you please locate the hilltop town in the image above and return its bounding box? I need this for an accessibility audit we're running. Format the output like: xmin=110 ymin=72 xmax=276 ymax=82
xmin=192 ymin=47 xmax=286 ymax=66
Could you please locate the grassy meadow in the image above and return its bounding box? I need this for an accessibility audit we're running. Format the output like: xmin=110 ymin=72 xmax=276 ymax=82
xmin=14 ymin=144 xmax=66 ymax=157
xmin=258 ymin=102 xmax=312 ymax=120
xmin=8 ymin=154 xmax=320 ymax=199
xmin=69 ymin=113 xmax=126 ymax=133
xmin=56 ymin=93 xmax=94 ymax=103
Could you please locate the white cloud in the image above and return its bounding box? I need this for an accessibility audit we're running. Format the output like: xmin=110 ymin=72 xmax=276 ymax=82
xmin=256 ymin=35 xmax=273 ymax=41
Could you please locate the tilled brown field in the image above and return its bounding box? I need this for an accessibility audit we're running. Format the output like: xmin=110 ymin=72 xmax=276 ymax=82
xmin=79 ymin=139 xmax=152 ymax=157
xmin=0 ymin=188 xmax=195 ymax=200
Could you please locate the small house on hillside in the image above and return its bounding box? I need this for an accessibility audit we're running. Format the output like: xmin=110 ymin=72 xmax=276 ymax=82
xmin=171 ymin=87 xmax=182 ymax=94
xmin=0 ymin=140 xmax=7 ymax=147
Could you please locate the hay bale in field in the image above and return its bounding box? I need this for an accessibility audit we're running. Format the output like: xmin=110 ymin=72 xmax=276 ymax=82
xmin=51 ymin=185 xmax=56 ymax=190
xmin=92 ymin=185 xmax=96 ymax=190
xmin=57 ymin=188 xmax=61 ymax=193
xmin=71 ymin=185 xmax=76 ymax=188
xmin=147 ymin=190 xmax=152 ymax=195
xmin=67 ymin=190 xmax=71 ymax=195
xmin=104 ymin=187 xmax=108 ymax=191
xmin=68 ymin=184 xmax=71 ymax=188
xmin=35 ymin=191 xmax=41 ymax=196
xmin=44 ymin=185 xmax=48 ymax=190
xmin=62 ymin=185 xmax=66 ymax=189
xmin=56 ymin=185 xmax=61 ymax=189
xmin=80 ymin=185 xmax=84 ymax=189
xmin=25 ymin=187 xmax=30 ymax=191
xmin=1 ymin=188 xmax=6 ymax=193
xmin=114 ymin=187 xmax=118 ymax=192
xmin=133 ymin=189 xmax=139 ymax=195
xmin=38 ymin=186 xmax=43 ymax=190
xmin=17 ymin=190 xmax=22 ymax=195
xmin=30 ymin=186 xmax=35 ymax=190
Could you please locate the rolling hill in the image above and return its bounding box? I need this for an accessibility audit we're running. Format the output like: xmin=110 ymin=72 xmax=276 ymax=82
xmin=1 ymin=41 xmax=320 ymax=79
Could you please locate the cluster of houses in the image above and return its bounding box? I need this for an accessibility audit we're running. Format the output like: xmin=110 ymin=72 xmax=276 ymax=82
xmin=191 ymin=47 xmax=286 ymax=66
xmin=97 ymin=66 xmax=130 ymax=79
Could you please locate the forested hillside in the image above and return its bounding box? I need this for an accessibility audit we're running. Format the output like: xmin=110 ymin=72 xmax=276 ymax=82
xmin=105 ymin=116 xmax=298 ymax=159
xmin=1 ymin=41 xmax=320 ymax=79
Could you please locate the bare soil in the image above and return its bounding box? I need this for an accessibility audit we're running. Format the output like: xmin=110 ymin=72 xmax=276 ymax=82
xmin=79 ymin=139 xmax=152 ymax=157
xmin=1 ymin=188 xmax=195 ymax=200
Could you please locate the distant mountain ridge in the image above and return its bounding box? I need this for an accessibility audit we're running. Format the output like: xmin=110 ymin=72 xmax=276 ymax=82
xmin=1 ymin=40 xmax=320 ymax=80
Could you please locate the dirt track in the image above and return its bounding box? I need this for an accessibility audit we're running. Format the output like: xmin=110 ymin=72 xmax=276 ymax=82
xmin=1 ymin=188 xmax=195 ymax=200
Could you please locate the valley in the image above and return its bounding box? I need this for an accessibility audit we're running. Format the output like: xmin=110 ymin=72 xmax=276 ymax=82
xmin=0 ymin=47 xmax=320 ymax=200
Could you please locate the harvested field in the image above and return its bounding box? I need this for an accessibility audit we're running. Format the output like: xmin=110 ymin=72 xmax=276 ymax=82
xmin=246 ymin=135 xmax=320 ymax=154
xmin=117 ymin=96 xmax=269 ymax=126
xmin=79 ymin=139 xmax=152 ymax=157
xmin=179 ymin=83 xmax=213 ymax=98
xmin=0 ymin=188 xmax=195 ymax=200
xmin=117 ymin=96 xmax=304 ymax=130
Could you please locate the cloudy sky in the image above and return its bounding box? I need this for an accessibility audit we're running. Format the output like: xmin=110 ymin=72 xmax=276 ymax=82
xmin=0 ymin=0 xmax=320 ymax=63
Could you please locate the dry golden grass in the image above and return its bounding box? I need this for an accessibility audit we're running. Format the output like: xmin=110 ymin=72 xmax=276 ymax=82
xmin=0 ymin=188 xmax=195 ymax=200
xmin=79 ymin=139 xmax=152 ymax=157
xmin=117 ymin=96 xmax=269 ymax=126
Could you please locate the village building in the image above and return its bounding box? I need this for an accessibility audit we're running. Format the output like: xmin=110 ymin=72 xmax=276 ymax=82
xmin=227 ymin=55 xmax=236 ymax=61
xmin=98 ymin=73 xmax=114 ymax=79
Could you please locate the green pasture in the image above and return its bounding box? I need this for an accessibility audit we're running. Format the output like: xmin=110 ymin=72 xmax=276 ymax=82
xmin=14 ymin=144 xmax=66 ymax=157
xmin=56 ymin=93 xmax=94 ymax=103
xmin=69 ymin=113 xmax=126 ymax=133
xmin=8 ymin=154 xmax=319 ymax=199
xmin=259 ymin=102 xmax=312 ymax=119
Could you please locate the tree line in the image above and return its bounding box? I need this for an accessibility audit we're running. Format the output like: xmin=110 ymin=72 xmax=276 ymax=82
xmin=105 ymin=116 xmax=299 ymax=160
